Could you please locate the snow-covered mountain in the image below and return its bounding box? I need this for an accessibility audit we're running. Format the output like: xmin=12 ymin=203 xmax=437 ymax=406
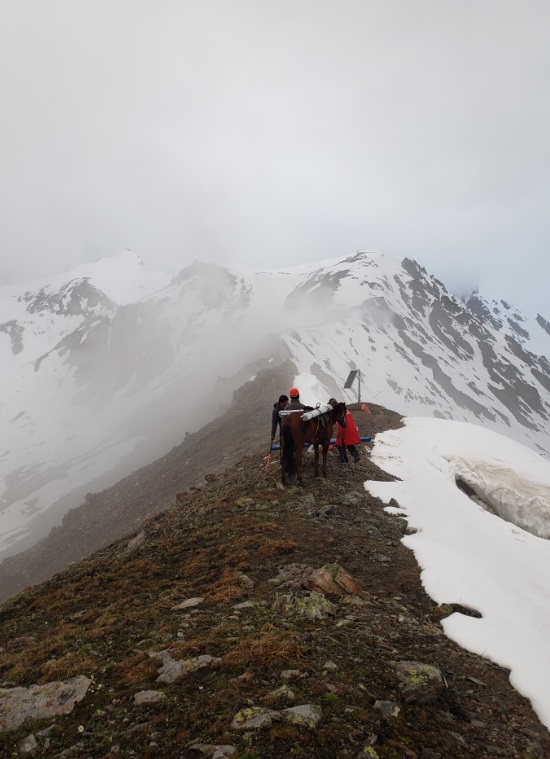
xmin=2 ymin=249 xmax=550 ymax=560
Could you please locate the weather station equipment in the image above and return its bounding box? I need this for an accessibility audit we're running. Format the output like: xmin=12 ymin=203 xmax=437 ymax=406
xmin=344 ymin=368 xmax=361 ymax=403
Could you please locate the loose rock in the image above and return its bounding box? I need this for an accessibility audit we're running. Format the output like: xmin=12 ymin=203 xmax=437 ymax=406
xmin=374 ymin=700 xmax=400 ymax=719
xmin=231 ymin=707 xmax=280 ymax=730
xmin=273 ymin=591 xmax=336 ymax=620
xmin=171 ymin=596 xmax=204 ymax=610
xmin=149 ymin=650 xmax=221 ymax=684
xmin=189 ymin=744 xmax=236 ymax=757
xmin=18 ymin=733 xmax=38 ymax=753
xmin=300 ymin=563 xmax=364 ymax=597
xmin=281 ymin=704 xmax=323 ymax=729
xmin=392 ymin=661 xmax=444 ymax=705
xmin=134 ymin=690 xmax=166 ymax=706
xmin=0 ymin=676 xmax=91 ymax=732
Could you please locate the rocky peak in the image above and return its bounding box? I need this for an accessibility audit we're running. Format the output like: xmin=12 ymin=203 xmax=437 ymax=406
xmin=19 ymin=278 xmax=115 ymax=317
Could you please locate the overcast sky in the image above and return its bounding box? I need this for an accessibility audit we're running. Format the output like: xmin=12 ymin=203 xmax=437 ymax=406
xmin=1 ymin=1 xmax=549 ymax=313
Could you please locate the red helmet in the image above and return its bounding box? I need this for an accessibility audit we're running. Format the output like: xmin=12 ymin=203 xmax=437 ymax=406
xmin=289 ymin=387 xmax=299 ymax=399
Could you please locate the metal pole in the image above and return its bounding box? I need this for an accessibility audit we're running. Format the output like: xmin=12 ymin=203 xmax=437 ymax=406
xmin=358 ymin=370 xmax=361 ymax=404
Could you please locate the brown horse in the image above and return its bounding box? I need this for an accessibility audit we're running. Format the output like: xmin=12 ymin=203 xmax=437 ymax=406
xmin=281 ymin=402 xmax=347 ymax=486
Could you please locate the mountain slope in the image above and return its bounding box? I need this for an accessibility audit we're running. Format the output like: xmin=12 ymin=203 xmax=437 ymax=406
xmin=1 ymin=405 xmax=548 ymax=758
xmin=0 ymin=361 xmax=296 ymax=603
xmin=2 ymin=250 xmax=550 ymax=563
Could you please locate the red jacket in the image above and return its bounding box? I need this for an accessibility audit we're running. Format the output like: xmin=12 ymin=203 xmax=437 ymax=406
xmin=335 ymin=412 xmax=360 ymax=446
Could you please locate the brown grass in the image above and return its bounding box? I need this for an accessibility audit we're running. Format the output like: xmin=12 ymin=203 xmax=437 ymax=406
xmin=40 ymin=652 xmax=98 ymax=682
xmin=253 ymin=521 xmax=279 ymax=532
xmin=257 ymin=538 xmax=299 ymax=557
xmin=113 ymin=652 xmax=159 ymax=687
xmin=160 ymin=639 xmax=207 ymax=658
xmin=208 ymin=568 xmax=244 ymax=603
xmin=233 ymin=534 xmax=298 ymax=559
xmin=223 ymin=624 xmax=307 ymax=668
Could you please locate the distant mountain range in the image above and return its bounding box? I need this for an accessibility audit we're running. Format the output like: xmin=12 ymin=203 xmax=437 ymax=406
xmin=2 ymin=249 xmax=550 ymax=560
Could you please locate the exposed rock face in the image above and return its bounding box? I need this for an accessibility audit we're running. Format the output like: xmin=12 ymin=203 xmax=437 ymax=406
xmin=0 ymin=320 xmax=24 ymax=354
xmin=273 ymin=591 xmax=337 ymax=620
xmin=0 ymin=676 xmax=91 ymax=732
xmin=299 ymin=563 xmax=365 ymax=597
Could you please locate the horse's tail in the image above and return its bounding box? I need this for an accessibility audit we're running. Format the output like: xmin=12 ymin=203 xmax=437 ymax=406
xmin=282 ymin=424 xmax=295 ymax=475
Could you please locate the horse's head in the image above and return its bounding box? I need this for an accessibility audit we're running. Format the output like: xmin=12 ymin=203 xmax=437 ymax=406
xmin=329 ymin=400 xmax=347 ymax=428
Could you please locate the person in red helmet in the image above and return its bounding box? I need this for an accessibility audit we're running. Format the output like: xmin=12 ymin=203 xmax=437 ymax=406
xmin=285 ymin=387 xmax=306 ymax=413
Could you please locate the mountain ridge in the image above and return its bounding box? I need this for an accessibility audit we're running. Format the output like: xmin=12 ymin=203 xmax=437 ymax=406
xmin=1 ymin=403 xmax=548 ymax=758
xmin=2 ymin=250 xmax=550 ymax=563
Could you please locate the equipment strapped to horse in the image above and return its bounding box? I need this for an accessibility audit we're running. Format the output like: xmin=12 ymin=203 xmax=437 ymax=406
xmin=301 ymin=401 xmax=335 ymax=422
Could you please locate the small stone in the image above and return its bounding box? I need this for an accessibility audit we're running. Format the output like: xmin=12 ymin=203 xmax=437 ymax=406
xmin=356 ymin=747 xmax=380 ymax=758
xmin=336 ymin=619 xmax=354 ymax=628
xmin=281 ymin=704 xmax=323 ymax=729
xmin=374 ymin=700 xmax=400 ymax=719
xmin=344 ymin=595 xmax=370 ymax=606
xmin=134 ymin=690 xmax=166 ymax=705
xmin=525 ymin=741 xmax=544 ymax=758
xmin=323 ymin=661 xmax=337 ymax=670
xmin=266 ymin=684 xmax=296 ymax=703
xmin=467 ymin=676 xmax=486 ymax=686
xmin=126 ymin=531 xmax=146 ymax=551
xmin=237 ymin=573 xmax=255 ymax=589
xmin=392 ymin=661 xmax=444 ymax=705
xmin=280 ymin=670 xmax=302 ymax=681
xmin=446 ymin=730 xmax=468 ymax=747
xmin=172 ymin=597 xmax=204 ymax=610
xmin=18 ymin=734 xmax=38 ymax=753
xmin=233 ymin=601 xmax=255 ymax=609
xmin=149 ymin=650 xmax=221 ymax=683
xmin=236 ymin=498 xmax=255 ymax=508
xmin=231 ymin=707 xmax=280 ymax=730
xmin=522 ymin=724 xmax=549 ymax=741
xmin=189 ymin=745 xmax=237 ymax=757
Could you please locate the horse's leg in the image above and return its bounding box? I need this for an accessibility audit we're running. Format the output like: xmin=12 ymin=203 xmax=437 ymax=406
xmin=322 ymin=443 xmax=329 ymax=478
xmin=314 ymin=443 xmax=320 ymax=477
xmin=295 ymin=439 xmax=304 ymax=486
xmin=281 ymin=428 xmax=291 ymax=486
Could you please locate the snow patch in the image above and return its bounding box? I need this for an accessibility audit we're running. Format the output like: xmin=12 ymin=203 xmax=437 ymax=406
xmin=365 ymin=417 xmax=550 ymax=728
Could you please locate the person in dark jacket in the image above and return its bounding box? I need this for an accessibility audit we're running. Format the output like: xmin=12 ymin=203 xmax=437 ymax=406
xmin=271 ymin=395 xmax=289 ymax=442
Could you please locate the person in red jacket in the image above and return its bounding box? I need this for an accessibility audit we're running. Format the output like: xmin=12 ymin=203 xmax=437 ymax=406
xmin=335 ymin=410 xmax=361 ymax=463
